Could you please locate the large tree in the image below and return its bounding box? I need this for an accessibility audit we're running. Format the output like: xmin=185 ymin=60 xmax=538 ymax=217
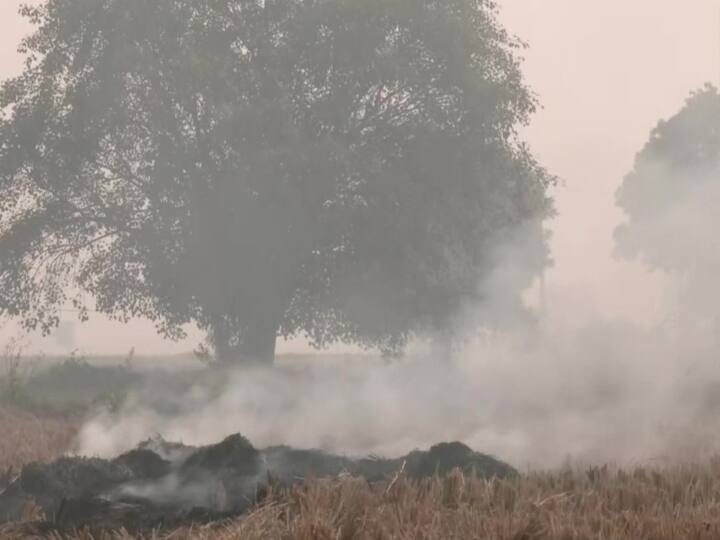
xmin=0 ymin=0 xmax=554 ymax=364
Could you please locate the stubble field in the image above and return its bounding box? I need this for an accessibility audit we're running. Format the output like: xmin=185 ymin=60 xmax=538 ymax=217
xmin=3 ymin=406 xmax=720 ymax=540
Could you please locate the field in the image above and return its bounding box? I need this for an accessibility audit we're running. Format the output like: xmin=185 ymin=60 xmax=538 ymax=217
xmin=3 ymin=359 xmax=720 ymax=539
xmin=2 ymin=407 xmax=720 ymax=539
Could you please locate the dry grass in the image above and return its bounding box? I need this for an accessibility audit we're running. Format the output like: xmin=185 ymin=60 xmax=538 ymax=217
xmin=3 ymin=408 xmax=720 ymax=539
xmin=124 ymin=466 xmax=720 ymax=539
xmin=4 ymin=463 xmax=720 ymax=539
xmin=0 ymin=406 xmax=80 ymax=477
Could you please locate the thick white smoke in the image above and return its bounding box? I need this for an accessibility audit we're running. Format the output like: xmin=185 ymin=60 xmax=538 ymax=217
xmin=76 ymin=166 xmax=720 ymax=469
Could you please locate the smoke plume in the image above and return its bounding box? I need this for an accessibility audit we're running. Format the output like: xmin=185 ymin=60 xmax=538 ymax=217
xmin=76 ymin=162 xmax=720 ymax=469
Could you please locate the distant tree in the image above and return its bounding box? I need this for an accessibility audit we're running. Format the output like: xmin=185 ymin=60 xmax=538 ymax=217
xmin=615 ymin=85 xmax=720 ymax=272
xmin=0 ymin=0 xmax=554 ymax=364
xmin=615 ymin=85 xmax=720 ymax=336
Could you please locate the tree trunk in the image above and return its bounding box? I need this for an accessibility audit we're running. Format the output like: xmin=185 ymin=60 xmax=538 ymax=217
xmin=209 ymin=312 xmax=279 ymax=366
xmin=238 ymin=316 xmax=278 ymax=365
xmin=209 ymin=319 xmax=234 ymax=364
xmin=430 ymin=331 xmax=455 ymax=362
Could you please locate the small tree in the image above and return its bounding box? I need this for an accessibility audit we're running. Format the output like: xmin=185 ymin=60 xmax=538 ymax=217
xmin=615 ymin=84 xmax=720 ymax=326
xmin=0 ymin=0 xmax=554 ymax=364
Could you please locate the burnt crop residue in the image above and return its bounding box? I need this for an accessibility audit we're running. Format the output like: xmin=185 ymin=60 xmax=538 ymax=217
xmin=0 ymin=434 xmax=514 ymax=533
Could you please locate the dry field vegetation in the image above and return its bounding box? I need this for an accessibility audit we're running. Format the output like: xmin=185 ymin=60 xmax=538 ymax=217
xmin=0 ymin=407 xmax=80 ymax=477
xmin=3 ymin=407 xmax=720 ymax=539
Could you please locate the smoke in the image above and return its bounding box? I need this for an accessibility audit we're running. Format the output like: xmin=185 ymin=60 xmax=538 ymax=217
xmin=112 ymin=473 xmax=226 ymax=511
xmin=74 ymin=316 xmax=720 ymax=470
xmin=615 ymin=171 xmax=720 ymax=326
xmin=75 ymin=125 xmax=720 ymax=470
xmin=74 ymin=218 xmax=720 ymax=470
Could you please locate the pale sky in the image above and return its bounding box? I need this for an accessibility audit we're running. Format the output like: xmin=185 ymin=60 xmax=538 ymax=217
xmin=0 ymin=0 xmax=718 ymax=354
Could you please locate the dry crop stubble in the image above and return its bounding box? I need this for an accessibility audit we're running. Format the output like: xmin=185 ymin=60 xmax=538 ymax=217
xmin=0 ymin=407 xmax=80 ymax=479
xmin=4 ymin=407 xmax=720 ymax=539
xmin=3 ymin=465 xmax=720 ymax=538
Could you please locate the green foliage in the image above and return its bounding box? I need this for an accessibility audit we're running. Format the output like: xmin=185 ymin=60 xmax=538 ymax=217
xmin=92 ymin=389 xmax=128 ymax=415
xmin=0 ymin=0 xmax=554 ymax=362
xmin=0 ymin=345 xmax=138 ymax=413
xmin=24 ymin=354 xmax=140 ymax=408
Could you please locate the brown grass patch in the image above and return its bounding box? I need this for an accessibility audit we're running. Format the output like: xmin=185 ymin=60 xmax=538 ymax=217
xmin=0 ymin=406 xmax=80 ymax=477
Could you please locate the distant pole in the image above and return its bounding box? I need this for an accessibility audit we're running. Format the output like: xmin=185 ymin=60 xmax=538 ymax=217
xmin=539 ymin=269 xmax=547 ymax=320
xmin=717 ymin=5 xmax=720 ymax=88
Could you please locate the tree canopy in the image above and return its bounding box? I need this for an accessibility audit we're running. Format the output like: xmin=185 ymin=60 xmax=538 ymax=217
xmin=615 ymin=85 xmax=720 ymax=274
xmin=0 ymin=0 xmax=554 ymax=363
xmin=615 ymin=84 xmax=720 ymax=324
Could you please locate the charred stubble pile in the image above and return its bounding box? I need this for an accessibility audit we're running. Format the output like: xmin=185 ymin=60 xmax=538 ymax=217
xmin=0 ymin=419 xmax=515 ymax=536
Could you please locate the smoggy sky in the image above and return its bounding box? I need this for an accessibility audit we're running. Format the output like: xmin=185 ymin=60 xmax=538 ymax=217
xmin=0 ymin=0 xmax=718 ymax=355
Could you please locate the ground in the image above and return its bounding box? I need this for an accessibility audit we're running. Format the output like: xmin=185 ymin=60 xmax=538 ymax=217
xmin=2 ymin=359 xmax=720 ymax=539
xmin=2 ymin=414 xmax=720 ymax=539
